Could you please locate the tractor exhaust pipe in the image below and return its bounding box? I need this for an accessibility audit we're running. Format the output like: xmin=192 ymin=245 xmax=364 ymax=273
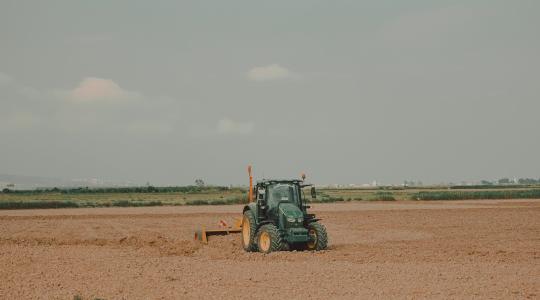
xmin=248 ymin=165 xmax=253 ymax=203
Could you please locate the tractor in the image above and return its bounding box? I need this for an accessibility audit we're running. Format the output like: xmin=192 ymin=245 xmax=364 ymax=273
xmin=241 ymin=167 xmax=328 ymax=253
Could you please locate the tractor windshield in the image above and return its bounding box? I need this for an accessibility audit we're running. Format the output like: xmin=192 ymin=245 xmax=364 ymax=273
xmin=267 ymin=183 xmax=299 ymax=207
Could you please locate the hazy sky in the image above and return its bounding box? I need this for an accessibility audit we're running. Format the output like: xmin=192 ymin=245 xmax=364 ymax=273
xmin=1 ymin=1 xmax=539 ymax=185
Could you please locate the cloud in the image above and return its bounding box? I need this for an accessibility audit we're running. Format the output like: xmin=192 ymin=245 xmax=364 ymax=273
xmin=247 ymin=64 xmax=297 ymax=81
xmin=0 ymin=75 xmax=184 ymax=137
xmin=66 ymin=77 xmax=140 ymax=101
xmin=216 ymin=118 xmax=254 ymax=135
xmin=0 ymin=71 xmax=13 ymax=85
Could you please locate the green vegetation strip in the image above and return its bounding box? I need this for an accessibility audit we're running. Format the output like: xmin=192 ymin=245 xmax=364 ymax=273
xmin=0 ymin=201 xmax=79 ymax=209
xmin=0 ymin=198 xmax=250 ymax=210
xmin=0 ymin=200 xmax=167 ymax=210
xmin=184 ymin=198 xmax=245 ymax=206
xmin=412 ymin=189 xmax=540 ymax=200
xmin=3 ymin=188 xmax=540 ymax=210
xmin=2 ymin=186 xmax=239 ymax=195
xmin=311 ymin=191 xmax=395 ymax=202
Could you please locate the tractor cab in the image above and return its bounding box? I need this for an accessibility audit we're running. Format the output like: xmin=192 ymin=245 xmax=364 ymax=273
xmin=242 ymin=177 xmax=328 ymax=253
xmin=256 ymin=180 xmax=303 ymax=220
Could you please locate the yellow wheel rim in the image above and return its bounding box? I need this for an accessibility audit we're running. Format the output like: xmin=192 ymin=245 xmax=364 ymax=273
xmin=242 ymin=216 xmax=250 ymax=247
xmin=307 ymin=228 xmax=317 ymax=250
xmin=259 ymin=231 xmax=271 ymax=252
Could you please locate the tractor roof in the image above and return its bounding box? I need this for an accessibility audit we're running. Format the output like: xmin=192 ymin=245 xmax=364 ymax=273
xmin=257 ymin=179 xmax=303 ymax=185
xmin=257 ymin=179 xmax=312 ymax=187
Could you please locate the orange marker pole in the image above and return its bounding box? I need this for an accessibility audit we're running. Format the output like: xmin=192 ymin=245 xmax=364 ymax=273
xmin=248 ymin=165 xmax=253 ymax=203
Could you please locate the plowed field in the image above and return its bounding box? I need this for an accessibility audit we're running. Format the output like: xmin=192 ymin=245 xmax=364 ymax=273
xmin=1 ymin=200 xmax=539 ymax=299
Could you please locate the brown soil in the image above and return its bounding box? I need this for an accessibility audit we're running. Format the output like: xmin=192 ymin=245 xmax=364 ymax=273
xmin=1 ymin=200 xmax=539 ymax=299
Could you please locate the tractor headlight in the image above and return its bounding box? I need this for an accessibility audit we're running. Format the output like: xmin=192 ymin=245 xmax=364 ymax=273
xmin=286 ymin=217 xmax=296 ymax=223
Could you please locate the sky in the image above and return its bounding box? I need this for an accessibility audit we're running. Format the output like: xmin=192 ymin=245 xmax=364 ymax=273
xmin=0 ymin=1 xmax=539 ymax=186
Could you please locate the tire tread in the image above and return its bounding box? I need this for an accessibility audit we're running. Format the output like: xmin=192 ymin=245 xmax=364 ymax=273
xmin=256 ymin=224 xmax=283 ymax=253
xmin=242 ymin=210 xmax=258 ymax=252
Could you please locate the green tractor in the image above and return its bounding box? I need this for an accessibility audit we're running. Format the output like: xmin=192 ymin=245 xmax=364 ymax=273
xmin=241 ymin=175 xmax=328 ymax=253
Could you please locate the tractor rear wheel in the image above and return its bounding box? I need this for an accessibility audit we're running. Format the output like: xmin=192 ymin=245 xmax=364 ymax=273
xmin=306 ymin=222 xmax=328 ymax=251
xmin=256 ymin=224 xmax=283 ymax=254
xmin=241 ymin=210 xmax=257 ymax=252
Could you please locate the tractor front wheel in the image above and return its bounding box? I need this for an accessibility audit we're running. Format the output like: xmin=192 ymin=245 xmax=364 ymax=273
xmin=256 ymin=224 xmax=283 ymax=254
xmin=241 ymin=210 xmax=257 ymax=252
xmin=306 ymin=222 xmax=328 ymax=251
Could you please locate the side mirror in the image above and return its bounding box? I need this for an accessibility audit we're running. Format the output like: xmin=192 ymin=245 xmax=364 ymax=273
xmin=310 ymin=187 xmax=316 ymax=199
